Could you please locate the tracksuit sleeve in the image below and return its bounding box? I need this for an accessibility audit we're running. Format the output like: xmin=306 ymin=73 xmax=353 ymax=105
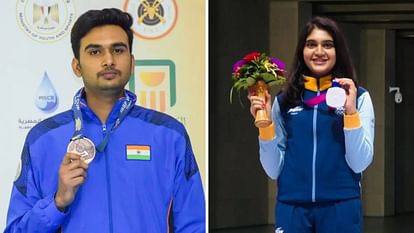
xmin=4 ymin=142 xmax=66 ymax=233
xmin=172 ymin=133 xmax=205 ymax=233
xmin=343 ymin=92 xmax=375 ymax=173
xmin=258 ymin=97 xmax=287 ymax=180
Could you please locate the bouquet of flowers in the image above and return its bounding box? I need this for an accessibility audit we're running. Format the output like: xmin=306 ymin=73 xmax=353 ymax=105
xmin=230 ymin=51 xmax=286 ymax=101
xmin=230 ymin=51 xmax=286 ymax=127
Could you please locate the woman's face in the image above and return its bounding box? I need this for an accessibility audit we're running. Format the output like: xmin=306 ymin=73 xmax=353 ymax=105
xmin=303 ymin=27 xmax=336 ymax=78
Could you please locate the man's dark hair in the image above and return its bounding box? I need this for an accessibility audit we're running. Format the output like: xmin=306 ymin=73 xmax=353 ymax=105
xmin=71 ymin=8 xmax=134 ymax=59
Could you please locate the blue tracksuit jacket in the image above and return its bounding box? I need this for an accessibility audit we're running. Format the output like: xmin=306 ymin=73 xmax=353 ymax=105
xmin=259 ymin=76 xmax=375 ymax=203
xmin=5 ymin=90 xmax=205 ymax=233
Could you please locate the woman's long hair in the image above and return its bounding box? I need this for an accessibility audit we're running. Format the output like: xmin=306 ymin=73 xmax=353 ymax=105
xmin=282 ymin=16 xmax=358 ymax=107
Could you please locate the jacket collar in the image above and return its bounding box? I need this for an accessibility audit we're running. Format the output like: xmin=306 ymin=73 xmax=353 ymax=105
xmin=303 ymin=75 xmax=332 ymax=92
xmin=79 ymin=89 xmax=137 ymax=124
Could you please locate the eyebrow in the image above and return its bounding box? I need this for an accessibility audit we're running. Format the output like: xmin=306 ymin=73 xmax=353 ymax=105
xmin=84 ymin=42 xmax=129 ymax=51
xmin=305 ymin=39 xmax=334 ymax=42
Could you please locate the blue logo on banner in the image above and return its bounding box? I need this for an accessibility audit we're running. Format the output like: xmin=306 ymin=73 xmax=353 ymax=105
xmin=35 ymin=72 xmax=58 ymax=112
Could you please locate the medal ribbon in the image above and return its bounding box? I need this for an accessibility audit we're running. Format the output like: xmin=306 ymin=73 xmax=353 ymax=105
xmin=332 ymin=80 xmax=341 ymax=88
xmin=71 ymin=88 xmax=134 ymax=152
xmin=303 ymin=93 xmax=326 ymax=107
xmin=302 ymin=77 xmax=342 ymax=108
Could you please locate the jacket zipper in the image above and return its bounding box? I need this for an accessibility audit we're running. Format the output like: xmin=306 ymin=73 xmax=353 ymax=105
xmin=312 ymin=88 xmax=320 ymax=202
xmin=103 ymin=124 xmax=114 ymax=233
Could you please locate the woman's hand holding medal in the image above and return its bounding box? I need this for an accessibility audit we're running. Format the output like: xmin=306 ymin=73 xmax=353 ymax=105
xmin=333 ymin=78 xmax=357 ymax=115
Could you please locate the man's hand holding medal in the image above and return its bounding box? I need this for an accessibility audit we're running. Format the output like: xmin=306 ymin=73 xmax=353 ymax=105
xmin=55 ymin=137 xmax=96 ymax=212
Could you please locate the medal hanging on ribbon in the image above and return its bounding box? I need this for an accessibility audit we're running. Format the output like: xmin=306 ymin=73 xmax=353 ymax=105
xmin=326 ymin=80 xmax=346 ymax=108
xmin=68 ymin=89 xmax=96 ymax=164
xmin=326 ymin=80 xmax=346 ymax=115
xmin=67 ymin=137 xmax=96 ymax=164
xmin=68 ymin=89 xmax=134 ymax=163
xmin=302 ymin=80 xmax=346 ymax=115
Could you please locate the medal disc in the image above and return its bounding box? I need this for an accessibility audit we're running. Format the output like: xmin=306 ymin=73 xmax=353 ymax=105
xmin=67 ymin=137 xmax=96 ymax=163
xmin=326 ymin=86 xmax=346 ymax=108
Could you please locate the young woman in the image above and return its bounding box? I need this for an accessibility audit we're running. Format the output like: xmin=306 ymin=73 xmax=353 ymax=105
xmin=249 ymin=16 xmax=375 ymax=233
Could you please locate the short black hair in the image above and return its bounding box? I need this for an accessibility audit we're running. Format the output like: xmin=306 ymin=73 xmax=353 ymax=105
xmin=70 ymin=8 xmax=133 ymax=59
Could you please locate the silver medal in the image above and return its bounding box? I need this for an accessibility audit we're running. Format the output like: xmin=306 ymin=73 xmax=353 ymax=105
xmin=67 ymin=137 xmax=96 ymax=163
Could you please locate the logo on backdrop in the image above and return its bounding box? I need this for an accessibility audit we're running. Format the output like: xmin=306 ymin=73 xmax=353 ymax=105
xmin=16 ymin=0 xmax=76 ymax=42
xmin=123 ymin=0 xmax=178 ymax=39
xmin=35 ymin=72 xmax=59 ymax=112
xmin=129 ymin=60 xmax=176 ymax=112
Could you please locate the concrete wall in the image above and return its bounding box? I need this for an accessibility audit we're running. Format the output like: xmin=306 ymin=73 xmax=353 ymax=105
xmin=209 ymin=0 xmax=271 ymax=229
xmin=360 ymin=29 xmax=388 ymax=216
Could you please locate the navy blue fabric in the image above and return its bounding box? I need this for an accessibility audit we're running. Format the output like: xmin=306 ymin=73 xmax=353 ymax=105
xmin=275 ymin=87 xmax=366 ymax=203
xmin=129 ymin=106 xmax=199 ymax=180
xmin=275 ymin=198 xmax=362 ymax=233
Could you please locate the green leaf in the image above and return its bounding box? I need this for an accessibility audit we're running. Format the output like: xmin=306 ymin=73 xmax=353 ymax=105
xmin=267 ymin=79 xmax=286 ymax=87
xmin=234 ymin=82 xmax=242 ymax=90
xmin=235 ymin=82 xmax=243 ymax=91
xmin=246 ymin=77 xmax=256 ymax=86
xmin=267 ymin=80 xmax=278 ymax=87
xmin=230 ymin=86 xmax=235 ymax=104
xmin=262 ymin=73 xmax=276 ymax=82
xmin=239 ymin=82 xmax=249 ymax=90
xmin=237 ymin=91 xmax=245 ymax=108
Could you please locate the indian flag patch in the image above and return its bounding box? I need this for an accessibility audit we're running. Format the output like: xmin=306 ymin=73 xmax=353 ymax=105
xmin=126 ymin=145 xmax=151 ymax=161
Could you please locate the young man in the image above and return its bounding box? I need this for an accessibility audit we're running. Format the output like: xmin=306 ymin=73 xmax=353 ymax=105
xmin=5 ymin=8 xmax=205 ymax=233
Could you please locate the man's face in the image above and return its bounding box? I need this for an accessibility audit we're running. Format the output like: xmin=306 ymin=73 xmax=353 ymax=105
xmin=72 ymin=25 xmax=134 ymax=97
